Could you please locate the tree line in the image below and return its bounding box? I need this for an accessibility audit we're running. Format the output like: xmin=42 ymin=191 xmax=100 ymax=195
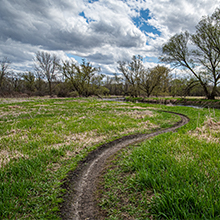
xmin=0 ymin=8 xmax=219 ymax=99
xmin=0 ymin=53 xmax=213 ymax=98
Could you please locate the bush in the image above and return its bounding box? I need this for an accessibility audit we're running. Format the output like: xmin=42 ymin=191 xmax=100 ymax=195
xmin=69 ymin=91 xmax=79 ymax=97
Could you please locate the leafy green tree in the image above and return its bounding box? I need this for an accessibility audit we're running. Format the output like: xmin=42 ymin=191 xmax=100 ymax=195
xmin=161 ymin=9 xmax=220 ymax=99
xmin=61 ymin=59 xmax=101 ymax=96
xmin=103 ymin=76 xmax=113 ymax=94
xmin=60 ymin=60 xmax=79 ymax=93
xmin=210 ymin=8 xmax=220 ymax=54
xmin=139 ymin=65 xmax=170 ymax=97
xmin=170 ymin=78 xmax=185 ymax=97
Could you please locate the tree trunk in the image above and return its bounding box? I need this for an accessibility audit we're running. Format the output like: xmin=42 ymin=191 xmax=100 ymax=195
xmin=49 ymin=81 xmax=52 ymax=96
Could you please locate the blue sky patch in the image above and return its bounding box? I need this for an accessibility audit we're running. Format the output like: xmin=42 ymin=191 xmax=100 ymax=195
xmin=79 ymin=11 xmax=96 ymax=24
xmin=143 ymin=56 xmax=159 ymax=63
xmin=132 ymin=9 xmax=161 ymax=37
xmin=88 ymin=0 xmax=99 ymax=3
xmin=66 ymin=53 xmax=85 ymax=64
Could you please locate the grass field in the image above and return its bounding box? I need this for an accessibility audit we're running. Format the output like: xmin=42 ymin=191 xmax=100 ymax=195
xmin=0 ymin=97 xmax=180 ymax=219
xmin=98 ymin=105 xmax=220 ymax=219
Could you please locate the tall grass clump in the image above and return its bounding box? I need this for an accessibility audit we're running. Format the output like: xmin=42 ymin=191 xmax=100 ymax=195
xmin=130 ymin=134 xmax=220 ymax=219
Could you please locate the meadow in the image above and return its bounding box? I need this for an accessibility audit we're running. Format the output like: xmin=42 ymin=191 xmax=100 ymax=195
xmin=0 ymin=97 xmax=180 ymax=219
xmin=98 ymin=104 xmax=220 ymax=219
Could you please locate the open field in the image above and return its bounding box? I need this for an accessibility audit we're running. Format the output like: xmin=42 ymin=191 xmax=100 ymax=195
xmin=0 ymin=97 xmax=181 ymax=219
xmin=98 ymin=104 xmax=220 ymax=219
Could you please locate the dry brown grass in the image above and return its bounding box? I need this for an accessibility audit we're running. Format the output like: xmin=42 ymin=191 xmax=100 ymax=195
xmin=189 ymin=116 xmax=220 ymax=143
xmin=126 ymin=110 xmax=155 ymax=119
xmin=0 ymin=150 xmax=29 ymax=168
xmin=0 ymin=129 xmax=29 ymax=141
xmin=48 ymin=130 xmax=106 ymax=151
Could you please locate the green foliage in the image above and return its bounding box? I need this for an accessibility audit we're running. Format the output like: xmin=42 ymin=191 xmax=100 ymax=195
xmin=61 ymin=59 xmax=102 ymax=97
xmin=21 ymin=71 xmax=36 ymax=93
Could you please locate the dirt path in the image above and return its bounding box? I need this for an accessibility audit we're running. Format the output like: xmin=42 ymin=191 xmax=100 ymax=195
xmin=60 ymin=111 xmax=189 ymax=220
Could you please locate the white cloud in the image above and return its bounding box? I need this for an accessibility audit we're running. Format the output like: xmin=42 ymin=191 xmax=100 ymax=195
xmin=0 ymin=0 xmax=219 ymax=75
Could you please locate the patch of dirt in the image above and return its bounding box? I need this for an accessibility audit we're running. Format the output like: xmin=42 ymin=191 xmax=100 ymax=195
xmin=60 ymin=111 xmax=189 ymax=220
xmin=51 ymin=131 xmax=107 ymax=149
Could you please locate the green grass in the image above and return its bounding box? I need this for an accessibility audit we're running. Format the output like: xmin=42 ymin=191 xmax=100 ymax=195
xmin=0 ymin=97 xmax=178 ymax=219
xmin=98 ymin=104 xmax=220 ymax=219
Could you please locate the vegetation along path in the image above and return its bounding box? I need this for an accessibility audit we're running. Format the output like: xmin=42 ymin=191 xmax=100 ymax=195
xmin=60 ymin=111 xmax=189 ymax=219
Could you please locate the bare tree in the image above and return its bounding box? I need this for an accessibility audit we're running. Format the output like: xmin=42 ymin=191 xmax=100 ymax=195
xmin=0 ymin=57 xmax=10 ymax=90
xmin=118 ymin=55 xmax=144 ymax=97
xmin=35 ymin=51 xmax=60 ymax=96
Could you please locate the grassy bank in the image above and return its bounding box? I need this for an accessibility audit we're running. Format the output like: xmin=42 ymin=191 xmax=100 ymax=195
xmin=125 ymin=96 xmax=220 ymax=109
xmin=98 ymin=104 xmax=220 ymax=219
xmin=0 ymin=97 xmax=179 ymax=219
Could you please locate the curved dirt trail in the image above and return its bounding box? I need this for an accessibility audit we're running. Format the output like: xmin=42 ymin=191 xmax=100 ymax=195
xmin=60 ymin=111 xmax=189 ymax=220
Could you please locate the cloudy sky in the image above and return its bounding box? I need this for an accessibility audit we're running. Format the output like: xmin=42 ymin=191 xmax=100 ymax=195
xmin=0 ymin=0 xmax=219 ymax=75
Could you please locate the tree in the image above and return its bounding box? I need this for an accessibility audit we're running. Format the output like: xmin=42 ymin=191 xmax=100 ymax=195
xmin=139 ymin=65 xmax=170 ymax=97
xmin=91 ymin=73 xmax=105 ymax=95
xmin=76 ymin=59 xmax=101 ymax=96
xmin=118 ymin=56 xmax=169 ymax=97
xmin=35 ymin=51 xmax=60 ymax=96
xmin=113 ymin=73 xmax=123 ymax=95
xmin=210 ymin=8 xmax=220 ymax=54
xmin=61 ymin=59 xmax=101 ymax=96
xmin=118 ymin=55 xmax=144 ymax=97
xmin=170 ymin=78 xmax=185 ymax=97
xmin=160 ymin=9 xmax=220 ymax=99
xmin=0 ymin=57 xmax=10 ymax=90
xmin=60 ymin=60 xmax=79 ymax=92
xmin=22 ymin=71 xmax=36 ymax=92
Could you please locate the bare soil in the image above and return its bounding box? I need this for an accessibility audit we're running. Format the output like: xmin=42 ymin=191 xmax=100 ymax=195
xmin=60 ymin=111 xmax=189 ymax=220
